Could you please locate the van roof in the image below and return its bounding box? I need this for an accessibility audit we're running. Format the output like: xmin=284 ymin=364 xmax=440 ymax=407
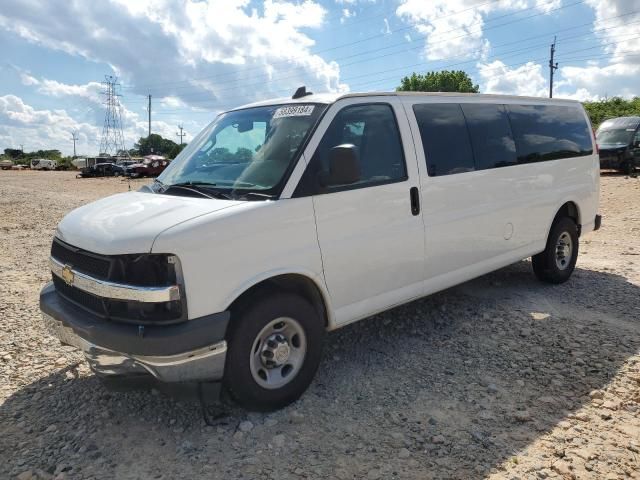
xmin=598 ymin=116 xmax=640 ymax=130
xmin=232 ymin=91 xmax=583 ymax=111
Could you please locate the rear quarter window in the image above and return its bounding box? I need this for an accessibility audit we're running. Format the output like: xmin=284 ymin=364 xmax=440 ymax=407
xmin=506 ymin=104 xmax=593 ymax=163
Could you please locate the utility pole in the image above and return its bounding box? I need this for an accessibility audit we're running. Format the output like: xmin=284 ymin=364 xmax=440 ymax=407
xmin=147 ymin=94 xmax=152 ymax=138
xmin=71 ymin=132 xmax=79 ymax=158
xmin=549 ymin=36 xmax=558 ymax=98
xmin=176 ymin=124 xmax=185 ymax=145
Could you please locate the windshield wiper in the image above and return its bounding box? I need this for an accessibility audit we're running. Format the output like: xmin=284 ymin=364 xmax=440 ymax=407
xmin=163 ymin=184 xmax=215 ymax=199
xmin=236 ymin=191 xmax=277 ymax=200
xmin=163 ymin=181 xmax=234 ymax=200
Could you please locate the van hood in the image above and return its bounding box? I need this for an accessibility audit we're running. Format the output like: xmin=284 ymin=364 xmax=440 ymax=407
xmin=55 ymin=191 xmax=243 ymax=255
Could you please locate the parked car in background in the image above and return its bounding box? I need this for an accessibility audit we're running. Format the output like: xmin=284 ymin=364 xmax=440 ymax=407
xmin=596 ymin=116 xmax=640 ymax=174
xmin=0 ymin=159 xmax=13 ymax=170
xmin=41 ymin=90 xmax=600 ymax=411
xmin=125 ymin=156 xmax=170 ymax=177
xmin=31 ymin=158 xmax=57 ymax=170
xmin=76 ymin=162 xmax=119 ymax=178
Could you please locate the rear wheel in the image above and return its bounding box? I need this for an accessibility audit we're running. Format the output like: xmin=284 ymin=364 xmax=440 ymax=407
xmin=532 ymin=216 xmax=579 ymax=284
xmin=223 ymin=292 xmax=324 ymax=411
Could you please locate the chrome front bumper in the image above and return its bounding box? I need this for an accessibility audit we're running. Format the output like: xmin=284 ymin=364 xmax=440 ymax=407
xmin=42 ymin=312 xmax=227 ymax=383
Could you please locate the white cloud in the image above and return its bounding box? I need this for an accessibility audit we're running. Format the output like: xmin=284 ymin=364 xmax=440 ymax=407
xmin=548 ymin=0 xmax=640 ymax=99
xmin=0 ymin=94 xmax=100 ymax=155
xmin=556 ymin=63 xmax=640 ymax=100
xmin=19 ymin=72 xmax=39 ymax=86
xmin=37 ymin=79 xmax=103 ymax=104
xmin=477 ymin=60 xmax=548 ymax=96
xmin=395 ymin=0 xmax=564 ymax=61
xmin=0 ymin=0 xmax=347 ymax=113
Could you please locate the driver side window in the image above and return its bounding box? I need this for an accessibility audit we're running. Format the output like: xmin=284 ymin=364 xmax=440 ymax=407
xmin=295 ymin=103 xmax=407 ymax=196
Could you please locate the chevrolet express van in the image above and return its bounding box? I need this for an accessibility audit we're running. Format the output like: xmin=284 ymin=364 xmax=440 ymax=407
xmin=596 ymin=116 xmax=640 ymax=174
xmin=41 ymin=90 xmax=601 ymax=411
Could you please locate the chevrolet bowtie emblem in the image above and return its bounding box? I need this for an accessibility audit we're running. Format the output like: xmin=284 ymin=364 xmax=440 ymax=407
xmin=61 ymin=265 xmax=75 ymax=286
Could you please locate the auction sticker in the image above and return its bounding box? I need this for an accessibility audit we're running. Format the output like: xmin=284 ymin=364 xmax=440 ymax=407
xmin=273 ymin=105 xmax=315 ymax=119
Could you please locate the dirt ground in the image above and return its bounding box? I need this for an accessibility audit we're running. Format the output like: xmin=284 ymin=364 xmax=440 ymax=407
xmin=0 ymin=170 xmax=639 ymax=480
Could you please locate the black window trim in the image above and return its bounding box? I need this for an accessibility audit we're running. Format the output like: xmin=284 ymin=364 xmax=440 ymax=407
xmin=293 ymin=101 xmax=409 ymax=197
xmin=413 ymin=100 xmax=594 ymax=178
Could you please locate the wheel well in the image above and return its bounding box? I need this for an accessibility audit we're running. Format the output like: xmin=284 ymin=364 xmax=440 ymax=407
xmin=228 ymin=274 xmax=328 ymax=328
xmin=554 ymin=201 xmax=581 ymax=235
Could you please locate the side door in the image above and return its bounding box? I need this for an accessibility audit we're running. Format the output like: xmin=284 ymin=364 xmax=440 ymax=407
xmin=293 ymin=98 xmax=425 ymax=326
xmin=405 ymin=100 xmax=521 ymax=293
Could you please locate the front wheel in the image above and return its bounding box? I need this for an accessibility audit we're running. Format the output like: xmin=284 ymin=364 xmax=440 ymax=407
xmin=532 ymin=216 xmax=579 ymax=284
xmin=223 ymin=292 xmax=325 ymax=411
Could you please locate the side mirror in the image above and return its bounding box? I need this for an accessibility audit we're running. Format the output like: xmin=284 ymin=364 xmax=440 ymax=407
xmin=320 ymin=144 xmax=360 ymax=187
xmin=634 ymin=140 xmax=640 ymax=148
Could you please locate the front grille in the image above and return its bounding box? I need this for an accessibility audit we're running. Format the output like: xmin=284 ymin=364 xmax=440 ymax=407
xmin=50 ymin=238 xmax=184 ymax=325
xmin=53 ymin=275 xmax=107 ymax=317
xmin=51 ymin=239 xmax=111 ymax=280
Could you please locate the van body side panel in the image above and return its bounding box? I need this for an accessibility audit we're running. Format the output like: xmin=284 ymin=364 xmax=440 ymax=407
xmin=151 ymin=197 xmax=330 ymax=323
xmin=404 ymin=96 xmax=599 ymax=291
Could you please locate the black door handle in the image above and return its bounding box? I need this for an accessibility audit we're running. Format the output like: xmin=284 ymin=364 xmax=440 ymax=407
xmin=410 ymin=187 xmax=420 ymax=216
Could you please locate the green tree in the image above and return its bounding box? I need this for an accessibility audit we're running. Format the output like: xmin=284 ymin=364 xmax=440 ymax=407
xmin=4 ymin=148 xmax=23 ymax=159
xmin=582 ymin=97 xmax=640 ymax=129
xmin=167 ymin=143 xmax=187 ymax=159
xmin=133 ymin=134 xmax=183 ymax=158
xmin=397 ymin=70 xmax=479 ymax=93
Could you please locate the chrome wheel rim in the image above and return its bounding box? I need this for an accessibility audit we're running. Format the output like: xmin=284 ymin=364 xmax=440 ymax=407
xmin=555 ymin=231 xmax=573 ymax=270
xmin=249 ymin=317 xmax=307 ymax=390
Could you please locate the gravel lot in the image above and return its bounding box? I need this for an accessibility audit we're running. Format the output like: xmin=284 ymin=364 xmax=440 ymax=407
xmin=1 ymin=170 xmax=639 ymax=480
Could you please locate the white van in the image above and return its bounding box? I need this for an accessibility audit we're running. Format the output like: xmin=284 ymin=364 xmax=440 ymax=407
xmin=41 ymin=90 xmax=600 ymax=411
xmin=31 ymin=158 xmax=57 ymax=170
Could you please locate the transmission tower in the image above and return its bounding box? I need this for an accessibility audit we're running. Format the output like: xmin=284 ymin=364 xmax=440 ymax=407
xmin=98 ymin=75 xmax=128 ymax=157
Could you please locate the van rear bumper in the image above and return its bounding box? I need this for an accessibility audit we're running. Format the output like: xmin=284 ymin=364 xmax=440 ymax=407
xmin=39 ymin=282 xmax=229 ymax=382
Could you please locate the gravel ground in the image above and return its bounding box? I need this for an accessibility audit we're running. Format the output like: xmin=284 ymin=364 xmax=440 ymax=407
xmin=0 ymin=170 xmax=639 ymax=480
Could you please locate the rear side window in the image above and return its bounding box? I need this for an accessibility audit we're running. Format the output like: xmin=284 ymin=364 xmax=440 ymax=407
xmin=413 ymin=103 xmax=474 ymax=176
xmin=460 ymin=103 xmax=517 ymax=169
xmin=295 ymin=103 xmax=407 ymax=195
xmin=507 ymin=104 xmax=593 ymax=163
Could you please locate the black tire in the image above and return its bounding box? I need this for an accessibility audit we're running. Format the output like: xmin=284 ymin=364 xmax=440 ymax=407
xmin=223 ymin=292 xmax=325 ymax=411
xmin=532 ymin=216 xmax=579 ymax=284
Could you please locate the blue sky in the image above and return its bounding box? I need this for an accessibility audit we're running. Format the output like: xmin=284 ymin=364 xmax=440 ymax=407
xmin=1 ymin=0 xmax=639 ymax=156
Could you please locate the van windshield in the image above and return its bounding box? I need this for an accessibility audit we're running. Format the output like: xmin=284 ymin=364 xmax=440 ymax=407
xmin=157 ymin=104 xmax=325 ymax=196
xmin=596 ymin=128 xmax=634 ymax=145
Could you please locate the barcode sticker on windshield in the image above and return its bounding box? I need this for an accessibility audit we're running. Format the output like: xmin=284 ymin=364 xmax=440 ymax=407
xmin=273 ymin=105 xmax=315 ymax=119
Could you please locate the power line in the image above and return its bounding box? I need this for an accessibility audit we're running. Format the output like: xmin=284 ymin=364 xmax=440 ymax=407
xmin=123 ymin=0 xmax=575 ymax=92
xmin=95 ymin=10 xmax=640 ymax=116
xmin=123 ymin=3 xmax=638 ymax=107
xmin=120 ymin=25 xmax=640 ymax=111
